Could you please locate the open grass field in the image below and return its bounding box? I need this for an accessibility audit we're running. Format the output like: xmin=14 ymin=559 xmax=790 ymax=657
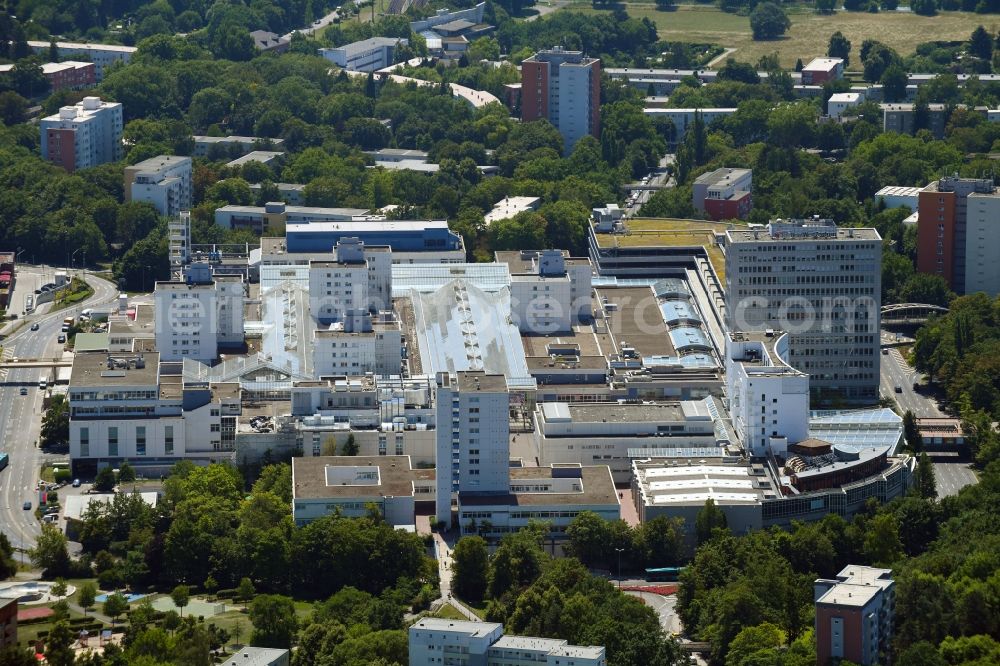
xmin=565 ymin=4 xmax=1000 ymax=68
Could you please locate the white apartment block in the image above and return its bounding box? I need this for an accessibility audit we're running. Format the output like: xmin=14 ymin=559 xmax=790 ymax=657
xmin=964 ymin=192 xmax=1000 ymax=296
xmin=726 ymin=331 xmax=809 ymax=457
xmin=192 ymin=136 xmax=284 ymax=158
xmin=40 ymin=96 xmax=123 ymax=172
xmin=308 ymin=239 xmax=393 ymax=322
xmin=827 ymin=92 xmax=863 ymax=119
xmin=313 ymin=312 xmax=403 ymax=377
xmin=68 ymin=352 xmax=241 ymax=474
xmin=725 ymin=219 xmax=882 ymax=404
xmin=28 ymin=40 xmax=137 ymax=80
xmin=435 ymin=372 xmax=511 ymax=520
xmin=318 ymin=37 xmax=407 ymax=72
xmin=292 ymin=375 xmax=438 ymax=463
xmin=153 ymin=264 xmax=245 ymax=363
xmin=497 ymin=250 xmax=592 ymax=334
xmin=409 ymin=619 xmax=606 ymax=666
xmin=642 ymin=108 xmax=737 ymax=143
xmin=125 ymin=155 xmax=192 ymax=217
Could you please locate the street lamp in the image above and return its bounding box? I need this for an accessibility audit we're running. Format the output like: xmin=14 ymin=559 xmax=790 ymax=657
xmin=615 ymin=547 xmax=625 ymax=590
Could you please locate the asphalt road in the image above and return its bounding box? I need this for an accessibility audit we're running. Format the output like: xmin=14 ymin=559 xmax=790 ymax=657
xmin=282 ymin=6 xmax=341 ymax=40
xmin=930 ymin=450 xmax=979 ymax=497
xmin=627 ymin=154 xmax=675 ymax=217
xmin=878 ymin=337 xmax=978 ymax=496
xmin=879 ymin=344 xmax=942 ymax=418
xmin=0 ymin=268 xmax=118 ymax=551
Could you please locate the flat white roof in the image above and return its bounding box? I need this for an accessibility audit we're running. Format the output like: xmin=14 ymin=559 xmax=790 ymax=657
xmin=804 ymin=57 xmax=843 ymax=71
xmin=876 ymin=186 xmax=921 ymax=198
xmin=28 ymin=40 xmax=137 ymax=53
xmin=828 ymin=92 xmax=861 ymax=103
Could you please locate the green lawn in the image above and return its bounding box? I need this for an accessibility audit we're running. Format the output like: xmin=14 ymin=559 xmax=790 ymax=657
xmin=51 ymin=277 xmax=94 ymax=312
xmin=565 ymin=4 xmax=1000 ymax=68
xmin=431 ymin=603 xmax=469 ymax=621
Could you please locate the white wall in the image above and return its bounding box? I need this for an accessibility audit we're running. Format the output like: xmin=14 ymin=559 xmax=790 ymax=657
xmin=965 ymin=194 xmax=1000 ymax=296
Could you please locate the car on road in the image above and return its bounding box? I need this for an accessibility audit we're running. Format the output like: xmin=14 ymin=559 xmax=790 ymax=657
xmin=22 ymin=501 xmax=31 ymax=510
xmin=72 ymin=479 xmax=81 ymax=488
xmin=57 ymin=334 xmax=66 ymax=343
xmin=882 ymin=348 xmax=889 ymax=355
xmin=30 ymin=323 xmax=39 ymax=331
xmin=19 ymin=387 xmax=27 ymax=395
xmin=895 ymin=385 xmax=903 ymax=393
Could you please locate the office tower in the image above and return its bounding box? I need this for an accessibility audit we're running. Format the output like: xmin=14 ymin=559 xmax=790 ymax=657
xmin=725 ymin=218 xmax=882 ymax=405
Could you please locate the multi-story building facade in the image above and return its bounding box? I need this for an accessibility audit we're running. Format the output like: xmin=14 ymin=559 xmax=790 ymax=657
xmin=917 ymin=176 xmax=1000 ymax=296
xmin=409 ymin=619 xmax=606 ymax=666
xmin=40 ymin=96 xmax=123 ymax=172
xmin=0 ymin=61 xmax=96 ymax=91
xmin=153 ymin=264 xmax=245 ymax=363
xmin=435 ymin=372 xmax=510 ymax=520
xmin=124 ymin=155 xmax=192 ymax=217
xmin=815 ymin=566 xmax=895 ymax=666
xmin=642 ymin=108 xmax=737 ymax=145
xmin=308 ymin=239 xmax=393 ymax=321
xmin=497 ymin=249 xmax=592 ymax=334
xmin=726 ymin=330 xmax=809 ymax=457
xmin=692 ymin=168 xmax=753 ymax=220
xmin=800 ymin=57 xmax=844 ymax=85
xmin=67 ymin=351 xmax=242 ymax=474
xmin=319 ymin=37 xmax=407 ymax=72
xmin=725 ymin=219 xmax=882 ymax=404
xmin=215 ymin=202 xmax=372 ymax=234
xmin=191 ymin=135 xmax=285 ymax=158
xmin=521 ymin=47 xmax=601 ymax=153
xmin=27 ymin=41 xmax=136 ymax=80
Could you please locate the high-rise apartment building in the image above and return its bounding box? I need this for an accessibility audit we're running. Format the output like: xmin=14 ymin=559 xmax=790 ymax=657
xmin=125 ymin=155 xmax=193 ymax=217
xmin=917 ymin=176 xmax=1000 ymax=296
xmin=40 ymin=96 xmax=123 ymax=172
xmin=435 ymin=372 xmax=510 ymax=520
xmin=153 ymin=264 xmax=245 ymax=363
xmin=725 ymin=219 xmax=882 ymax=405
xmin=521 ymin=47 xmax=600 ymax=153
xmin=815 ymin=566 xmax=895 ymax=666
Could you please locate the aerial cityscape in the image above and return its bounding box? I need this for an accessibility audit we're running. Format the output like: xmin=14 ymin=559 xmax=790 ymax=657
xmin=1 ymin=0 xmax=999 ymax=665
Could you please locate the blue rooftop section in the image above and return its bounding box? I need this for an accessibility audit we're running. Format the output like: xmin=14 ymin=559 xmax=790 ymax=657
xmin=285 ymin=221 xmax=461 ymax=253
xmin=669 ymin=326 xmax=712 ymax=352
xmin=660 ymin=300 xmax=701 ymax=325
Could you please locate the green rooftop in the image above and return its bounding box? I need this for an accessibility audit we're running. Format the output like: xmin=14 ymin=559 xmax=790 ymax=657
xmin=73 ymin=332 xmax=110 ymax=352
xmin=594 ymin=218 xmax=732 ymax=281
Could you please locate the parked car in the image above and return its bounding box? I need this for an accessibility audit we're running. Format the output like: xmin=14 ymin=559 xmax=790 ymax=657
xmin=57 ymin=334 xmax=66 ymax=343
xmin=72 ymin=479 xmax=81 ymax=488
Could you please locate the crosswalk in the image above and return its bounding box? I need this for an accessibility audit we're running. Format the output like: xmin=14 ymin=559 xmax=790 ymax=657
xmin=0 ymin=347 xmax=12 ymax=381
